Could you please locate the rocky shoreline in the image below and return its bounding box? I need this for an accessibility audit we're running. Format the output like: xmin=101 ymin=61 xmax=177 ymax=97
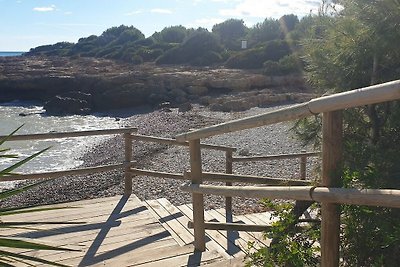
xmin=0 ymin=56 xmax=314 ymax=115
xmin=1 ymin=104 xmax=319 ymax=214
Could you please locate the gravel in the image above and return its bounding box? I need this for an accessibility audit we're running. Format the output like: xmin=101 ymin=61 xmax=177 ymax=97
xmin=1 ymin=104 xmax=320 ymax=214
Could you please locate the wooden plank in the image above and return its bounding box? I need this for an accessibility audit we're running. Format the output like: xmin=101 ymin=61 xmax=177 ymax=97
xmin=251 ymin=212 xmax=274 ymax=225
xmin=189 ymin=221 xmax=270 ymax=232
xmin=201 ymin=256 xmax=245 ymax=267
xmin=141 ymin=249 xmax=222 ymax=267
xmin=209 ymin=209 xmax=267 ymax=247
xmin=12 ymin=226 xmax=173 ymax=263
xmin=144 ymin=199 xmax=186 ymax=246
xmin=202 ymin=209 xmax=246 ymax=257
xmin=233 ymin=213 xmax=269 ymax=246
xmin=156 ymin=198 xmax=195 ymax=245
xmin=320 ymin=111 xmax=342 ymax=267
xmin=18 ymin=222 xmax=165 ymax=259
xmin=177 ymin=204 xmax=232 ymax=260
xmin=92 ymin=244 xmax=195 ymax=266
xmin=182 ymin=204 xmax=244 ymax=258
xmin=6 ymin=215 xmax=159 ymax=246
xmin=2 ymin=214 xmax=156 ymax=239
xmin=189 ymin=139 xmax=206 ymax=251
xmin=207 ymin=209 xmax=254 ymax=250
xmin=34 ymin=236 xmax=177 ymax=266
xmin=2 ymin=196 xmax=145 ymax=222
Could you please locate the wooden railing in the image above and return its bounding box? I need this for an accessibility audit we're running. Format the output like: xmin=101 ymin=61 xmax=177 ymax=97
xmin=128 ymin=134 xmax=237 ymax=187
xmin=1 ymin=128 xmax=138 ymax=195
xmin=176 ymin=79 xmax=400 ymax=266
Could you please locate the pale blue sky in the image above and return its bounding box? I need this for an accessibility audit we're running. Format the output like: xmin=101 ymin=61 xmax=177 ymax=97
xmin=0 ymin=0 xmax=321 ymax=51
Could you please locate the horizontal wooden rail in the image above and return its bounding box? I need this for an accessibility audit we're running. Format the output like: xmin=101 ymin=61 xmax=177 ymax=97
xmin=132 ymin=134 xmax=236 ymax=152
xmin=180 ymin=184 xmax=400 ymax=209
xmin=1 ymin=127 xmax=138 ymax=141
xmin=129 ymin=168 xmax=185 ymax=180
xmin=185 ymin=171 xmax=310 ymax=185
xmin=129 ymin=168 xmax=309 ymax=186
xmin=188 ymin=221 xmax=271 ymax=232
xmin=176 ymin=79 xmax=400 ymax=141
xmin=232 ymin=151 xmax=320 ymax=162
xmin=1 ymin=163 xmax=126 ymax=181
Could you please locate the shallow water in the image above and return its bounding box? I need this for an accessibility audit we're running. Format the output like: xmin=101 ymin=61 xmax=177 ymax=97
xmin=0 ymin=101 xmax=127 ymax=189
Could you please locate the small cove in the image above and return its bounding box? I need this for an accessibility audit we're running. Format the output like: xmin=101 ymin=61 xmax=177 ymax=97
xmin=0 ymin=101 xmax=127 ymax=190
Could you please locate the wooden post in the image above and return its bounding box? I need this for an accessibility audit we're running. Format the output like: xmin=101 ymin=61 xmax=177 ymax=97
xmin=300 ymin=150 xmax=307 ymax=180
xmin=225 ymin=151 xmax=233 ymax=215
xmin=225 ymin=150 xmax=233 ymax=229
xmin=189 ymin=139 xmax=206 ymax=251
xmin=321 ymin=111 xmax=342 ymax=267
xmin=124 ymin=133 xmax=133 ymax=196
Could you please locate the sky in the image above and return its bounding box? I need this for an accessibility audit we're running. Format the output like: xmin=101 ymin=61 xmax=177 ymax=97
xmin=0 ymin=0 xmax=321 ymax=52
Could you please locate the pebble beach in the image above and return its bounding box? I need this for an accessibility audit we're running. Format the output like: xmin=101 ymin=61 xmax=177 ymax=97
xmin=1 ymin=104 xmax=320 ymax=214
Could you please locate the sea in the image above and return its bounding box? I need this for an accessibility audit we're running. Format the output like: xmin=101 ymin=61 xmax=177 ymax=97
xmin=0 ymin=51 xmax=25 ymax=57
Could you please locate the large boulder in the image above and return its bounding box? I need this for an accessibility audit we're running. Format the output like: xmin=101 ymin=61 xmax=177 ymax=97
xmin=92 ymin=83 xmax=149 ymax=110
xmin=44 ymin=92 xmax=92 ymax=115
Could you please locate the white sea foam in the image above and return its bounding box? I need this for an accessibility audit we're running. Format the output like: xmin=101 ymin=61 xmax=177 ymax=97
xmin=0 ymin=101 xmax=126 ymax=190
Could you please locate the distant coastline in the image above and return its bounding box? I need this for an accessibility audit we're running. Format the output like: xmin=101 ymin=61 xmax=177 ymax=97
xmin=0 ymin=51 xmax=25 ymax=57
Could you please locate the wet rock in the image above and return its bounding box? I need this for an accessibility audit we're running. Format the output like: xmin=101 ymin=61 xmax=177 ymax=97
xmin=178 ymin=102 xmax=193 ymax=112
xmin=44 ymin=91 xmax=93 ymax=115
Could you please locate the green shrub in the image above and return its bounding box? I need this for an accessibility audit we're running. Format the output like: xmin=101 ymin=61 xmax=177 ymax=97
xmin=226 ymin=40 xmax=291 ymax=69
xmin=158 ymin=25 xmax=188 ymax=43
xmin=246 ymin=200 xmax=320 ymax=267
xmin=263 ymin=54 xmax=302 ymax=75
xmin=190 ymin=51 xmax=222 ymax=66
xmin=225 ymin=47 xmax=265 ymax=69
xmin=134 ymin=37 xmax=156 ymax=47
xmin=156 ymin=31 xmax=223 ymax=65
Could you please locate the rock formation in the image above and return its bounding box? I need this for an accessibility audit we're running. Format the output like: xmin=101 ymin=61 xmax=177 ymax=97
xmin=0 ymin=56 xmax=313 ymax=115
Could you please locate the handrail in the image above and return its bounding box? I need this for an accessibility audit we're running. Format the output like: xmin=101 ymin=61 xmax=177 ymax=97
xmin=232 ymin=151 xmax=320 ymax=162
xmin=1 ymin=127 xmax=138 ymax=141
xmin=176 ymin=79 xmax=400 ymax=141
xmin=184 ymin=171 xmax=310 ymax=185
xmin=180 ymin=183 xmax=400 ymax=209
xmin=1 ymin=163 xmax=126 ymax=181
xmin=132 ymin=134 xmax=236 ymax=152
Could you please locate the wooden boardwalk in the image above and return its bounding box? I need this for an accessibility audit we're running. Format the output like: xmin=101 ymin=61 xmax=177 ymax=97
xmin=3 ymin=195 xmax=271 ymax=266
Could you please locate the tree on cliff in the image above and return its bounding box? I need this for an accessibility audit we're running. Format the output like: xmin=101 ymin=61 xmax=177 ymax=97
xmin=212 ymin=19 xmax=248 ymax=50
xmin=156 ymin=30 xmax=223 ymax=66
xmin=246 ymin=18 xmax=282 ymax=47
xmin=153 ymin=25 xmax=189 ymax=43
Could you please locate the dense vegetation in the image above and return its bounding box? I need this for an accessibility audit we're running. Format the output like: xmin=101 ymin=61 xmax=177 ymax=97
xmin=26 ymin=17 xmax=307 ymax=74
xmin=246 ymin=0 xmax=400 ymax=266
